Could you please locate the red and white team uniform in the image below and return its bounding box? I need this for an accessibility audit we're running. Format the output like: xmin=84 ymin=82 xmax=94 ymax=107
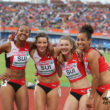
xmin=61 ymin=53 xmax=86 ymax=83
xmin=5 ymin=41 xmax=30 ymax=85
xmin=84 ymin=47 xmax=109 ymax=95
xmin=33 ymin=49 xmax=59 ymax=90
xmin=61 ymin=53 xmax=91 ymax=96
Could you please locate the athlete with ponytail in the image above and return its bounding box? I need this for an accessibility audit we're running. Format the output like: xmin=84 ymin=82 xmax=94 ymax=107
xmin=30 ymin=32 xmax=61 ymax=110
xmin=77 ymin=24 xmax=110 ymax=110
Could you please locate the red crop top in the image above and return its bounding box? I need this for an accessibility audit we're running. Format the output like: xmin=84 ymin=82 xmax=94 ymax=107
xmin=61 ymin=53 xmax=86 ymax=83
xmin=5 ymin=41 xmax=30 ymax=70
xmin=33 ymin=49 xmax=57 ymax=77
xmin=84 ymin=48 xmax=109 ymax=74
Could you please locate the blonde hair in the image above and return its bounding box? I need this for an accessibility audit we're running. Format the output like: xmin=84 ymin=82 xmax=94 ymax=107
xmin=60 ymin=35 xmax=77 ymax=53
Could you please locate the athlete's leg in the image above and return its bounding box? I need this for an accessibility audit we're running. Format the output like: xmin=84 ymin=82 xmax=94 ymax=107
xmin=47 ymin=87 xmax=60 ymax=110
xmin=97 ymin=90 xmax=110 ymax=110
xmin=63 ymin=94 xmax=79 ymax=110
xmin=0 ymin=84 xmax=15 ymax=110
xmin=79 ymin=94 xmax=90 ymax=110
xmin=15 ymin=85 xmax=29 ymax=110
xmin=34 ymin=85 xmax=47 ymax=110
xmin=94 ymin=92 xmax=100 ymax=110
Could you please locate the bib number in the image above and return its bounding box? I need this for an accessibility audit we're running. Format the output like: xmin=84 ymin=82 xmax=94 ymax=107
xmin=41 ymin=65 xmax=51 ymax=70
xmin=37 ymin=60 xmax=55 ymax=75
xmin=18 ymin=56 xmax=27 ymax=61
xmin=13 ymin=56 xmax=27 ymax=67
xmin=63 ymin=63 xmax=81 ymax=80
xmin=66 ymin=68 xmax=75 ymax=75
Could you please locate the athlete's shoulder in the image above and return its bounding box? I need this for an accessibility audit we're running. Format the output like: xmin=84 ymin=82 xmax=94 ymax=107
xmin=87 ymin=49 xmax=100 ymax=61
xmin=27 ymin=41 xmax=33 ymax=50
xmin=0 ymin=41 xmax=11 ymax=53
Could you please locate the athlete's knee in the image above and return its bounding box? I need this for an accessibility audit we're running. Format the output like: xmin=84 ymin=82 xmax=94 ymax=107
xmin=2 ymin=105 xmax=14 ymax=110
xmin=19 ymin=106 xmax=28 ymax=110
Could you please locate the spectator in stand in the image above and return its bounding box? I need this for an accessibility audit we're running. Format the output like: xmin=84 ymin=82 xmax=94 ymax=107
xmin=0 ymin=2 xmax=110 ymax=33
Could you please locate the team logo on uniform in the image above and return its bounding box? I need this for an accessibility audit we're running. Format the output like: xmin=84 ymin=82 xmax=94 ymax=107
xmin=26 ymin=52 xmax=29 ymax=56
xmin=49 ymin=60 xmax=53 ymax=64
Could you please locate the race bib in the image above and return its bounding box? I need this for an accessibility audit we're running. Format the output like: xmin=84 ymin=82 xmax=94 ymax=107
xmin=12 ymin=51 xmax=29 ymax=67
xmin=37 ymin=60 xmax=55 ymax=75
xmin=62 ymin=63 xmax=82 ymax=80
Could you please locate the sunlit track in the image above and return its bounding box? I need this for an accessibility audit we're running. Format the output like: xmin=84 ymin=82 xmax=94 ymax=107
xmin=0 ymin=87 xmax=94 ymax=110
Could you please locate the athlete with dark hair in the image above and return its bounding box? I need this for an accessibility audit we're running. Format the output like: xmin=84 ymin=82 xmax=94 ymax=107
xmin=30 ymin=32 xmax=62 ymax=110
xmin=0 ymin=25 xmax=32 ymax=110
xmin=77 ymin=24 xmax=110 ymax=110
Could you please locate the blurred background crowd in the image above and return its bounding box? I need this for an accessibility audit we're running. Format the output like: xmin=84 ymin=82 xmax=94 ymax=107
xmin=0 ymin=0 xmax=110 ymax=33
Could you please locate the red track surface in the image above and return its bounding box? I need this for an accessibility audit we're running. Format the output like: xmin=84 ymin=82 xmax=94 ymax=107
xmin=0 ymin=87 xmax=94 ymax=110
xmin=0 ymin=87 xmax=70 ymax=110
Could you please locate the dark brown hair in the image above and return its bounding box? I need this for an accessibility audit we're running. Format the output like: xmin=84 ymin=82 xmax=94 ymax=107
xmin=79 ymin=24 xmax=94 ymax=40
xmin=31 ymin=32 xmax=49 ymax=49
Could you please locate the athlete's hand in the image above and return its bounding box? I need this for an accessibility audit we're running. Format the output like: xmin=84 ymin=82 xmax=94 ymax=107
xmin=48 ymin=42 xmax=54 ymax=56
xmin=0 ymin=73 xmax=10 ymax=81
xmin=75 ymin=48 xmax=83 ymax=62
xmin=34 ymin=71 xmax=38 ymax=76
xmin=86 ymin=97 xmax=94 ymax=108
xmin=108 ymin=65 xmax=110 ymax=71
xmin=8 ymin=32 xmax=16 ymax=41
xmin=58 ymin=53 xmax=64 ymax=65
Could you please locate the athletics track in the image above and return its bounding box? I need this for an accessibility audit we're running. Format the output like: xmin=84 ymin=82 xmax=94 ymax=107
xmin=0 ymin=87 xmax=93 ymax=110
xmin=0 ymin=87 xmax=69 ymax=110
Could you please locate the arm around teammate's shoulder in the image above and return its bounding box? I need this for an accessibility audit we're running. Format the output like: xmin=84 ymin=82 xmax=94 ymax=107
xmin=54 ymin=47 xmax=61 ymax=58
xmin=0 ymin=42 xmax=11 ymax=54
xmin=27 ymin=41 xmax=34 ymax=51
xmin=29 ymin=48 xmax=35 ymax=58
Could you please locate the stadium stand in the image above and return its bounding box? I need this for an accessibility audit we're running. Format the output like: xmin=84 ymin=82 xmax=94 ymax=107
xmin=0 ymin=1 xmax=110 ymax=48
xmin=0 ymin=1 xmax=110 ymax=34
